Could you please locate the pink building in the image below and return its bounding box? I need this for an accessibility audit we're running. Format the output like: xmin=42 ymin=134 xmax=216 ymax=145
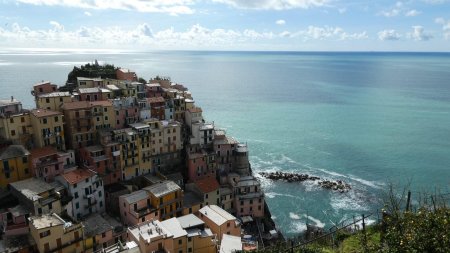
xmin=30 ymin=146 xmax=65 ymax=182
xmin=76 ymin=87 xmax=104 ymax=102
xmin=116 ymin=68 xmax=137 ymax=81
xmin=232 ymin=175 xmax=265 ymax=218
xmin=32 ymin=81 xmax=57 ymax=96
xmin=187 ymin=149 xmax=216 ymax=182
xmin=119 ymin=190 xmax=157 ymax=226
xmin=0 ymin=205 xmax=30 ymax=236
xmin=198 ymin=205 xmax=241 ymax=242
xmin=145 ymin=83 xmax=163 ymax=98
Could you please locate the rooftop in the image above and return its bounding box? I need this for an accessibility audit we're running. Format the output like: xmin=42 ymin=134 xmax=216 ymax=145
xmin=146 ymin=97 xmax=165 ymax=103
xmin=194 ymin=177 xmax=220 ymax=193
xmin=9 ymin=178 xmax=54 ymax=201
xmin=128 ymin=220 xmax=169 ymax=243
xmin=83 ymin=213 xmax=113 ymax=237
xmin=38 ymin=92 xmax=71 ymax=98
xmin=144 ymin=180 xmax=180 ymax=198
xmin=33 ymin=81 xmax=52 ymax=87
xmin=121 ymin=190 xmax=149 ymax=204
xmin=30 ymin=146 xmax=57 ymax=159
xmin=183 ymin=191 xmax=203 ymax=208
xmin=106 ymin=84 xmax=120 ymax=90
xmin=60 ymin=169 xmax=96 ymax=185
xmin=30 ymin=213 xmax=64 ymax=230
xmin=177 ymin=214 xmax=204 ymax=229
xmin=199 ymin=205 xmax=236 ymax=226
xmin=0 ymin=98 xmax=21 ymax=107
xmin=78 ymin=87 xmax=101 ymax=93
xmin=160 ymin=218 xmax=187 ymax=238
xmin=30 ymin=108 xmax=61 ymax=118
xmin=0 ymin=145 xmax=30 ymax=160
xmin=188 ymin=107 xmax=202 ymax=113
xmin=220 ymin=234 xmax=242 ymax=253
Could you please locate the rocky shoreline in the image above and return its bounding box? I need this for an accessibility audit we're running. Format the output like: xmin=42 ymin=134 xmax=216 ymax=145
xmin=259 ymin=171 xmax=351 ymax=193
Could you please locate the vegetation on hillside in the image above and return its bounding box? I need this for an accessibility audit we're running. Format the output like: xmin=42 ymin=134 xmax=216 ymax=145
xmin=251 ymin=186 xmax=450 ymax=253
xmin=66 ymin=61 xmax=118 ymax=85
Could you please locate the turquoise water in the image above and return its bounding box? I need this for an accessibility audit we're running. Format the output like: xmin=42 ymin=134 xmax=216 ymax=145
xmin=1 ymin=50 xmax=450 ymax=235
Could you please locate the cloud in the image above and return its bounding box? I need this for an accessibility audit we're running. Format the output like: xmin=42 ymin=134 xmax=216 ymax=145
xmin=408 ymin=26 xmax=433 ymax=41
xmin=405 ymin=9 xmax=420 ymax=17
xmin=84 ymin=11 xmax=92 ymax=16
xmin=378 ymin=29 xmax=401 ymax=40
xmin=15 ymin=0 xmax=195 ymax=15
xmin=293 ymin=26 xmax=368 ymax=40
xmin=0 ymin=22 xmax=369 ymax=50
xmin=422 ymin=0 xmax=449 ymax=4
xmin=435 ymin=17 xmax=450 ymax=39
xmin=276 ymin=19 xmax=286 ymax=25
xmin=211 ymin=0 xmax=330 ymax=10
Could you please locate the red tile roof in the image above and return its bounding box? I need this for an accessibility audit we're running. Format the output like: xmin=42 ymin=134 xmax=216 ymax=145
xmin=61 ymin=169 xmax=95 ymax=185
xmin=30 ymin=146 xmax=57 ymax=159
xmin=194 ymin=177 xmax=219 ymax=193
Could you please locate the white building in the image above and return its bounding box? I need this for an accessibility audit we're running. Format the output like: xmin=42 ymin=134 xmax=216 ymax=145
xmin=56 ymin=168 xmax=105 ymax=221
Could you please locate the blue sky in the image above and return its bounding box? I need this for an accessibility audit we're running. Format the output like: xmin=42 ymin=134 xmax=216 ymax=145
xmin=0 ymin=0 xmax=449 ymax=51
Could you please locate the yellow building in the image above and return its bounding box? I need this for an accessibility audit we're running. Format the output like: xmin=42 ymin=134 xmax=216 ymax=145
xmin=36 ymin=92 xmax=72 ymax=112
xmin=30 ymin=109 xmax=65 ymax=151
xmin=0 ymin=112 xmax=33 ymax=147
xmin=62 ymin=101 xmax=114 ymax=150
xmin=130 ymin=123 xmax=153 ymax=175
xmin=0 ymin=145 xmax=31 ymax=188
xmin=29 ymin=213 xmax=84 ymax=253
xmin=144 ymin=180 xmax=183 ymax=220
xmin=111 ymin=128 xmax=140 ymax=181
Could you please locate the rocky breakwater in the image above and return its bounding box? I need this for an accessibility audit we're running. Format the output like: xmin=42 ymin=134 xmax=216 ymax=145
xmin=259 ymin=171 xmax=351 ymax=193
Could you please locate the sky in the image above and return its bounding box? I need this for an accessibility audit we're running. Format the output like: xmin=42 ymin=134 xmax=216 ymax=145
xmin=0 ymin=0 xmax=450 ymax=51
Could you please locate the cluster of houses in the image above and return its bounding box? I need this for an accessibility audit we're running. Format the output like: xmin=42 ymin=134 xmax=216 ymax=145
xmin=0 ymin=67 xmax=267 ymax=253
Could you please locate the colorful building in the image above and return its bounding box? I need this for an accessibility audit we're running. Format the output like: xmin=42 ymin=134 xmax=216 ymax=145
xmin=29 ymin=213 xmax=84 ymax=253
xmin=56 ymin=168 xmax=105 ymax=221
xmin=0 ymin=145 xmax=31 ymax=188
xmin=30 ymin=109 xmax=65 ymax=150
xmin=198 ymin=205 xmax=241 ymax=242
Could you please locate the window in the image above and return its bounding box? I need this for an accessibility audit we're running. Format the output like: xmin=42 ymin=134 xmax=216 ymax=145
xmin=76 ymin=202 xmax=80 ymax=209
xmin=40 ymin=230 xmax=51 ymax=238
xmin=43 ymin=118 xmax=47 ymax=124
xmin=54 ymin=116 xmax=59 ymax=122
xmin=179 ymin=239 xmax=182 ymax=245
xmin=21 ymin=117 xmax=25 ymax=123
xmin=100 ymin=201 xmax=103 ymax=207
xmin=99 ymin=191 xmax=102 ymax=197
xmin=74 ymin=192 xmax=79 ymax=199
xmin=9 ymin=118 xmax=13 ymax=123
xmin=11 ymin=130 xmax=15 ymax=136
xmin=205 ymin=194 xmax=208 ymax=199
xmin=227 ymin=222 xmax=230 ymax=227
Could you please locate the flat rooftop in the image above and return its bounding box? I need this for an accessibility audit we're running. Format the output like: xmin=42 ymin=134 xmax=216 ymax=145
xmin=144 ymin=180 xmax=180 ymax=198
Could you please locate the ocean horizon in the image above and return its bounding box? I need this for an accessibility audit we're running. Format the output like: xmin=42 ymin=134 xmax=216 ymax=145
xmin=1 ymin=49 xmax=449 ymax=236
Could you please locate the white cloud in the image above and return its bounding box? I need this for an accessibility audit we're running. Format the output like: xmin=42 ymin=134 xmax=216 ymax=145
xmin=378 ymin=29 xmax=401 ymax=40
xmin=15 ymin=0 xmax=195 ymax=15
xmin=84 ymin=11 xmax=92 ymax=16
xmin=338 ymin=8 xmax=346 ymax=14
xmin=293 ymin=26 xmax=368 ymax=40
xmin=435 ymin=17 xmax=450 ymax=39
xmin=276 ymin=19 xmax=286 ymax=25
xmin=0 ymin=22 xmax=369 ymax=50
xmin=380 ymin=8 xmax=400 ymax=17
xmin=405 ymin=9 xmax=420 ymax=17
xmin=408 ymin=26 xmax=433 ymax=41
xmin=211 ymin=0 xmax=330 ymax=10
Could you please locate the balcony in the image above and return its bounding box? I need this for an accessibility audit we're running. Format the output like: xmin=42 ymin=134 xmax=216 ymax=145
xmin=131 ymin=205 xmax=156 ymax=218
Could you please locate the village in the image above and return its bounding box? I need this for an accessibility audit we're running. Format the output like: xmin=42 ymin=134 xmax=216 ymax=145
xmin=0 ymin=65 xmax=280 ymax=253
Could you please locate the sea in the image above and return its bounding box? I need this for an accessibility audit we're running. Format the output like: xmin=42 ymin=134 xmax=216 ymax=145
xmin=1 ymin=49 xmax=450 ymax=236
